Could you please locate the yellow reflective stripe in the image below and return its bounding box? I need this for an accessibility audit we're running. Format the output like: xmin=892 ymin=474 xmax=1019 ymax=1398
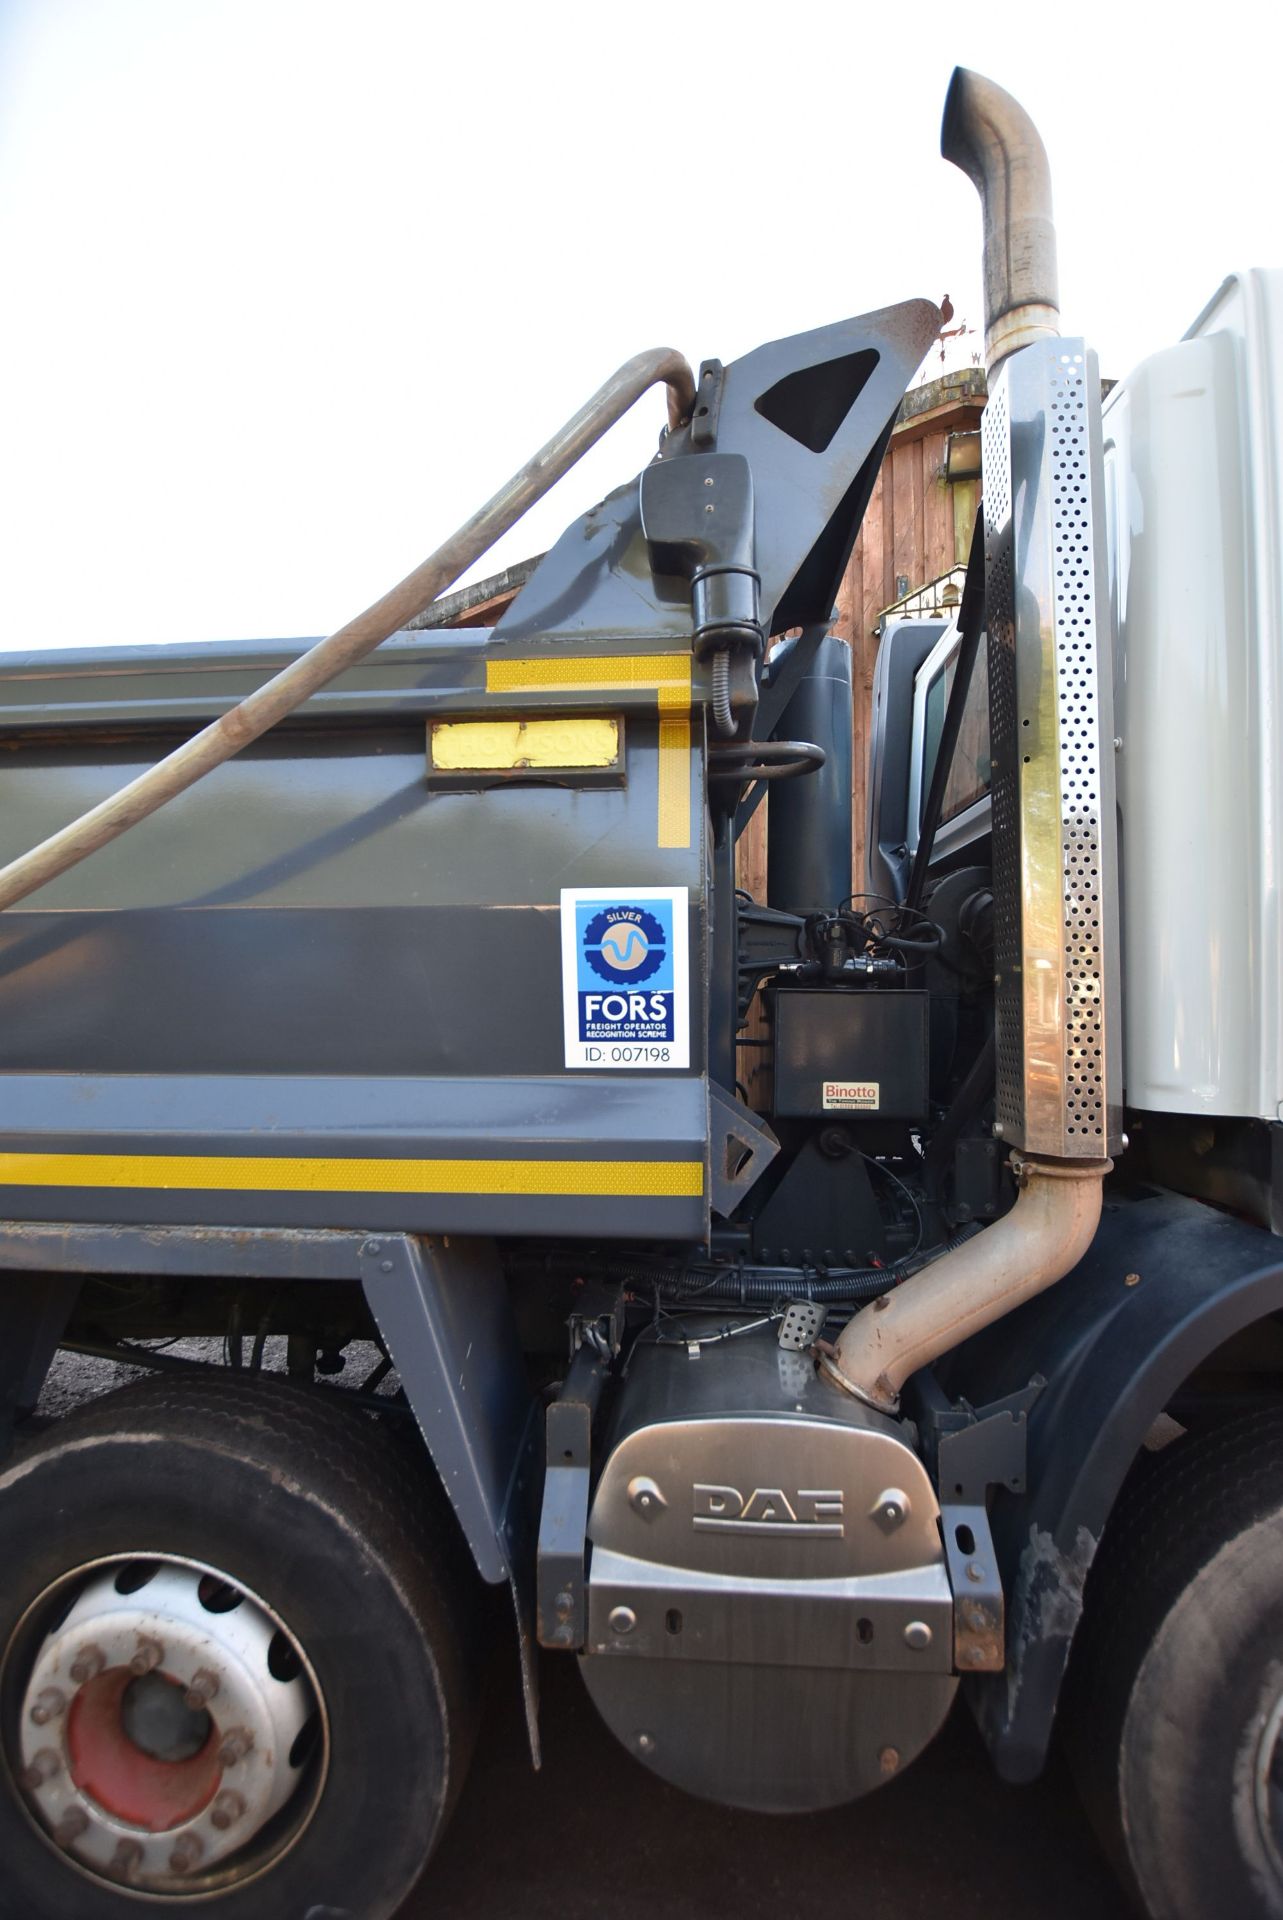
xmin=486 ymin=655 xmax=691 ymax=701
xmin=484 ymin=654 xmax=693 ymax=851
xmin=657 ymin=716 xmax=691 ymax=848
xmin=0 ymin=1153 xmax=704 ymax=1199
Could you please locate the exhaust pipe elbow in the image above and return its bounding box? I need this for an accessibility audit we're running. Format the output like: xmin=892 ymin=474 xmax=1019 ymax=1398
xmin=822 ymin=1155 xmax=1109 ymax=1413
xmin=941 ymin=67 xmax=1060 ymax=377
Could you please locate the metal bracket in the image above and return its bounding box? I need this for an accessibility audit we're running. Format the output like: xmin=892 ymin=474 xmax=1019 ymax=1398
xmin=708 ymin=1083 xmax=779 ymax=1219
xmin=778 ymin=1302 xmax=825 ymax=1351
xmin=937 ymin=1402 xmax=1033 ymax=1504
xmin=689 ymin=359 xmax=725 ymax=450
xmin=568 ymin=1282 xmax=626 ymax=1360
xmin=929 ymin=1378 xmax=1042 ymax=1505
xmin=0 ymin=1273 xmax=80 ymax=1454
xmin=536 ymin=1346 xmax=606 ymax=1651
xmin=735 ymin=901 xmax=805 ymax=1021
xmin=952 ymin=1135 xmax=1006 ymax=1225
xmin=941 ymin=1501 xmax=1005 ymax=1673
xmin=359 ymin=1234 xmax=533 ymax=1587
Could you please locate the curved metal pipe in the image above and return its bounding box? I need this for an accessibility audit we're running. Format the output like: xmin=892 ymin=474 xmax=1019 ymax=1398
xmin=941 ymin=67 xmax=1060 ymax=374
xmin=821 ymin=1155 xmax=1109 ymax=1412
xmin=0 ymin=348 xmax=695 ymax=913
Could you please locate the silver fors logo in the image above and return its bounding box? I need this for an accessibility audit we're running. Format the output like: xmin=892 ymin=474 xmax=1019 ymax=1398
xmin=693 ymin=1484 xmax=844 ymax=1537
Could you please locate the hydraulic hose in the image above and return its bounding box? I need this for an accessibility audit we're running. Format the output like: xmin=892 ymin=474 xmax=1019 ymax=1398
xmin=0 ymin=349 xmax=696 ymax=913
xmin=710 ymin=650 xmax=735 ymax=737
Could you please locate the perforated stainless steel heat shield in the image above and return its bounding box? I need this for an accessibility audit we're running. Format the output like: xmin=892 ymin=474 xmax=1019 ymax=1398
xmin=982 ymin=339 xmax=1121 ymax=1158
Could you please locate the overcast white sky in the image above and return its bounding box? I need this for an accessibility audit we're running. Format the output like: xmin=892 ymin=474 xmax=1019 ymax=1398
xmin=0 ymin=0 xmax=1276 ymax=649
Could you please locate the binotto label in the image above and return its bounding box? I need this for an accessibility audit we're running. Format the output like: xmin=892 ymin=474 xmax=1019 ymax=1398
xmin=822 ymin=1080 xmax=880 ymax=1110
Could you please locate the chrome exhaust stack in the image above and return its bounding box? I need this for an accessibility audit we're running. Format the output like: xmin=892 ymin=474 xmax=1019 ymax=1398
xmin=826 ymin=71 xmax=1121 ymax=1414
xmin=941 ymin=67 xmax=1060 ymax=375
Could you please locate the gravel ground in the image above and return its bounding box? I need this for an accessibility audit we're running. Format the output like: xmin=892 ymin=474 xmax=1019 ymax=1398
xmin=37 ymin=1340 xmax=398 ymax=1417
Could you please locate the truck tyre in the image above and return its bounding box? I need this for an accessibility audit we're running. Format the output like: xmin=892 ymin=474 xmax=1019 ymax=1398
xmin=0 ymin=1373 xmax=480 ymax=1920
xmin=1063 ymin=1405 xmax=1283 ymax=1920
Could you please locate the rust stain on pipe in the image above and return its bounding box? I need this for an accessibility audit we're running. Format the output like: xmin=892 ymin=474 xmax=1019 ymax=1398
xmin=941 ymin=68 xmax=1060 ymax=376
xmin=823 ymin=1155 xmax=1109 ymax=1413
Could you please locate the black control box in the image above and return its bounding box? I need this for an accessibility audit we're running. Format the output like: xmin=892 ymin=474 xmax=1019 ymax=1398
xmin=771 ymin=988 xmax=929 ymax=1120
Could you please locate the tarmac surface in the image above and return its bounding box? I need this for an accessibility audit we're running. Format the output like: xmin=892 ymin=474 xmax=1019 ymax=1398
xmin=411 ymin=1646 xmax=1135 ymax=1920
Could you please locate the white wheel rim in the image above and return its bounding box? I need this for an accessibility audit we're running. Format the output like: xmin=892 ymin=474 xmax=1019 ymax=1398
xmin=7 ymin=1554 xmax=327 ymax=1897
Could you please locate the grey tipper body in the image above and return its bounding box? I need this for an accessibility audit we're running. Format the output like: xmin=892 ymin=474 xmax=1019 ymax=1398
xmin=0 ymin=637 xmax=710 ymax=1237
xmin=0 ymin=298 xmax=935 ymax=1242
xmin=2 ymin=64 xmax=1283 ymax=1920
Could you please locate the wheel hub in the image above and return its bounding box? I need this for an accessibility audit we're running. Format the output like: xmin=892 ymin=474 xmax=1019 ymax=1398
xmin=119 ymin=1670 xmax=213 ymax=1764
xmin=14 ymin=1559 xmax=319 ymax=1893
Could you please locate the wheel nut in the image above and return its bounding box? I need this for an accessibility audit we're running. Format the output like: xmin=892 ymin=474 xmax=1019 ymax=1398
xmin=18 ymin=1748 xmax=61 ymax=1791
xmin=217 ymin=1726 xmax=254 ymax=1767
xmin=69 ymin=1643 xmax=106 ymax=1685
xmin=169 ymin=1832 xmax=204 ymax=1874
xmin=110 ymin=1838 xmax=144 ymax=1882
xmin=210 ymin=1788 xmax=246 ymax=1830
xmin=29 ymin=1687 xmax=66 ymax=1726
xmin=53 ymin=1807 xmax=89 ymax=1848
xmin=184 ymin=1667 xmax=220 ymax=1710
xmin=130 ymin=1636 xmax=164 ymax=1676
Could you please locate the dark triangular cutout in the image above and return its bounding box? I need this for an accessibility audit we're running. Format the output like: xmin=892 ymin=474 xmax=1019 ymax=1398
xmin=753 ymin=348 xmax=880 ymax=453
xmin=769 ymin=415 xmax=894 ymax=635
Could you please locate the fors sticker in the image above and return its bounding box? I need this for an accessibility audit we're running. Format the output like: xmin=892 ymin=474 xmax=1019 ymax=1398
xmin=560 ymin=887 xmax=689 ymax=1069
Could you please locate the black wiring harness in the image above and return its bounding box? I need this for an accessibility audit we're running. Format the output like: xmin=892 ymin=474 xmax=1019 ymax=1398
xmin=799 ymin=894 xmax=944 ymax=983
xmin=614 ymin=1224 xmax=985 ymax=1368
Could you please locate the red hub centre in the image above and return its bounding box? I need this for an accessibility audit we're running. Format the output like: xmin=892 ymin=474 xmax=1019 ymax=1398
xmin=66 ymin=1668 xmax=222 ymax=1832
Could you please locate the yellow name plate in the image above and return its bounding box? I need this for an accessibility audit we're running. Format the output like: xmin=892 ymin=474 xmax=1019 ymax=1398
xmin=429 ymin=716 xmax=621 ymax=775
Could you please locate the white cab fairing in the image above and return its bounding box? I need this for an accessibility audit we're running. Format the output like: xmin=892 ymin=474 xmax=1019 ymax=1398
xmin=1104 ymin=270 xmax=1283 ymax=1121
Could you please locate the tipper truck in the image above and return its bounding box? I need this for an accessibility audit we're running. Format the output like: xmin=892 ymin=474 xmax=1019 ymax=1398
xmin=0 ymin=66 xmax=1280 ymax=1920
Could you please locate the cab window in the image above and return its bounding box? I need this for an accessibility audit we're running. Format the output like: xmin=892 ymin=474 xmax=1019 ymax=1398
xmin=921 ymin=642 xmax=990 ymax=826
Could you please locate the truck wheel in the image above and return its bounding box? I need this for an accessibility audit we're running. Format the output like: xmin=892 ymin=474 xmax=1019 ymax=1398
xmin=1063 ymin=1405 xmax=1283 ymax=1920
xmin=0 ymin=1373 xmax=479 ymax=1920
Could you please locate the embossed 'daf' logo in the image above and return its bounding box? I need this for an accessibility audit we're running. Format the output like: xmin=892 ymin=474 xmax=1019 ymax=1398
xmin=693 ymin=1484 xmax=844 ymax=1537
